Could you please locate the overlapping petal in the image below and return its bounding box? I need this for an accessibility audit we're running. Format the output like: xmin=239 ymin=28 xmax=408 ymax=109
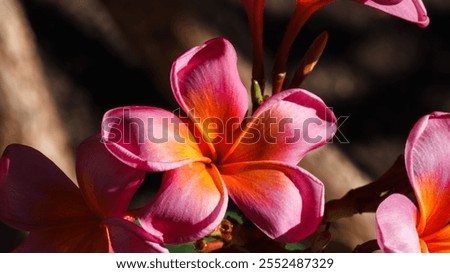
xmin=405 ymin=112 xmax=450 ymax=236
xmin=0 ymin=144 xmax=92 ymax=231
xmin=76 ymin=135 xmax=145 ymax=218
xmin=139 ymin=162 xmax=228 ymax=244
xmin=105 ymin=218 xmax=168 ymax=253
xmin=221 ymin=89 xmax=336 ymax=165
xmin=375 ymin=194 xmax=421 ymax=253
xmin=171 ymin=37 xmax=249 ymax=150
xmin=356 ymin=0 xmax=429 ymax=27
xmin=422 ymin=224 xmax=450 ymax=253
xmin=102 ymin=106 xmax=208 ymax=172
xmin=220 ymin=161 xmax=324 ymax=242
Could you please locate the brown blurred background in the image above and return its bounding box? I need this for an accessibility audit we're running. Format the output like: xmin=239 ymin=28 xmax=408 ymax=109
xmin=1 ymin=0 xmax=449 ymax=252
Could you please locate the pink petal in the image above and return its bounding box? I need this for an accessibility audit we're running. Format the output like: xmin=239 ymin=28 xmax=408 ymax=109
xmin=171 ymin=37 xmax=249 ymax=158
xmin=221 ymin=89 xmax=336 ymax=165
xmin=14 ymin=219 xmax=109 ymax=252
xmin=376 ymin=194 xmax=421 ymax=252
xmin=105 ymin=218 xmax=168 ymax=253
xmin=220 ymin=161 xmax=324 ymax=242
xmin=76 ymin=135 xmax=145 ymax=218
xmin=0 ymin=144 xmax=92 ymax=231
xmin=356 ymin=0 xmax=429 ymax=27
xmin=139 ymin=162 xmax=228 ymax=244
xmin=405 ymin=112 xmax=450 ymax=235
xmin=102 ymin=106 xmax=208 ymax=172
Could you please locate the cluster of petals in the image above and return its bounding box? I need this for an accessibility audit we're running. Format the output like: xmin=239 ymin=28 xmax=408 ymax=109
xmin=102 ymin=37 xmax=337 ymax=244
xmin=376 ymin=112 xmax=450 ymax=252
xmin=0 ymin=136 xmax=167 ymax=252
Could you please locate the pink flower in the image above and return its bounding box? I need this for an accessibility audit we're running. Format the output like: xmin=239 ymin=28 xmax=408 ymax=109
xmin=102 ymin=38 xmax=337 ymax=244
xmin=0 ymin=135 xmax=167 ymax=252
xmin=376 ymin=112 xmax=450 ymax=252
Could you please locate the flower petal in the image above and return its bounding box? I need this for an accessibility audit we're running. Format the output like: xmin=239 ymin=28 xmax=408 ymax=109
xmin=102 ymin=106 xmax=208 ymax=172
xmin=171 ymin=37 xmax=249 ymax=156
xmin=222 ymin=89 xmax=336 ymax=165
xmin=76 ymin=135 xmax=145 ymax=218
xmin=139 ymin=162 xmax=228 ymax=244
xmin=0 ymin=144 xmax=92 ymax=231
xmin=220 ymin=161 xmax=324 ymax=242
xmin=105 ymin=218 xmax=168 ymax=253
xmin=405 ymin=112 xmax=450 ymax=235
xmin=356 ymin=0 xmax=429 ymax=27
xmin=422 ymin=224 xmax=450 ymax=253
xmin=375 ymin=194 xmax=421 ymax=253
xmin=14 ymin=219 xmax=109 ymax=252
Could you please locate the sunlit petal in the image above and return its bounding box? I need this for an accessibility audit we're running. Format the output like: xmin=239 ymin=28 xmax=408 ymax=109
xmin=220 ymin=160 xmax=324 ymax=242
xmin=405 ymin=112 xmax=450 ymax=235
xmin=222 ymin=89 xmax=336 ymax=165
xmin=171 ymin=37 xmax=249 ymax=157
xmin=102 ymin=106 xmax=207 ymax=172
xmin=376 ymin=194 xmax=421 ymax=253
xmin=139 ymin=162 xmax=228 ymax=244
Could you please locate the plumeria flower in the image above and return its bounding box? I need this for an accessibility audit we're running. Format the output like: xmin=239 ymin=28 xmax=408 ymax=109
xmin=102 ymin=37 xmax=337 ymax=244
xmin=376 ymin=112 xmax=450 ymax=252
xmin=0 ymin=135 xmax=167 ymax=252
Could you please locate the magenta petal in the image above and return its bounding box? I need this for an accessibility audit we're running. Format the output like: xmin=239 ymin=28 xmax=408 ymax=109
xmin=139 ymin=162 xmax=228 ymax=244
xmin=0 ymin=144 xmax=92 ymax=231
xmin=223 ymin=89 xmax=336 ymax=165
xmin=356 ymin=0 xmax=429 ymax=27
xmin=105 ymin=218 xmax=168 ymax=253
xmin=220 ymin=161 xmax=324 ymax=242
xmin=405 ymin=111 xmax=450 ymax=235
xmin=14 ymin=219 xmax=109 ymax=253
xmin=376 ymin=194 xmax=421 ymax=253
xmin=76 ymin=135 xmax=145 ymax=218
xmin=102 ymin=106 xmax=207 ymax=172
xmin=171 ymin=37 xmax=249 ymax=151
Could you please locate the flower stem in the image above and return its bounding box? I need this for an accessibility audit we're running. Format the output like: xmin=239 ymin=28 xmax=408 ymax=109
xmin=272 ymin=0 xmax=333 ymax=94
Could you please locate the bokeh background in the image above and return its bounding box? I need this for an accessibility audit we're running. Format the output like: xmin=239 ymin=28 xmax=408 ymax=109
xmin=1 ymin=0 xmax=449 ymax=252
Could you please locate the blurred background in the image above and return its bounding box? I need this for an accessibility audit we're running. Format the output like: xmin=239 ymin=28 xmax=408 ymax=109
xmin=1 ymin=0 xmax=449 ymax=252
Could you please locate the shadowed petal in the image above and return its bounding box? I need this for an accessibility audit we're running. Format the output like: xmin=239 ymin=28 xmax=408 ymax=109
xmin=139 ymin=162 xmax=228 ymax=244
xmin=376 ymin=194 xmax=421 ymax=253
xmin=222 ymin=89 xmax=336 ymax=165
xmin=14 ymin=219 xmax=108 ymax=253
xmin=220 ymin=161 xmax=324 ymax=242
xmin=356 ymin=0 xmax=429 ymax=27
xmin=0 ymin=144 xmax=92 ymax=231
xmin=105 ymin=218 xmax=168 ymax=253
xmin=405 ymin=112 xmax=450 ymax=235
xmin=102 ymin=106 xmax=208 ymax=172
xmin=171 ymin=37 xmax=249 ymax=155
xmin=76 ymin=135 xmax=146 ymax=218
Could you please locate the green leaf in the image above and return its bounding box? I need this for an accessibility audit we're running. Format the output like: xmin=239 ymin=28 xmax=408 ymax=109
xmin=166 ymin=242 xmax=197 ymax=253
xmin=225 ymin=210 xmax=244 ymax=224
